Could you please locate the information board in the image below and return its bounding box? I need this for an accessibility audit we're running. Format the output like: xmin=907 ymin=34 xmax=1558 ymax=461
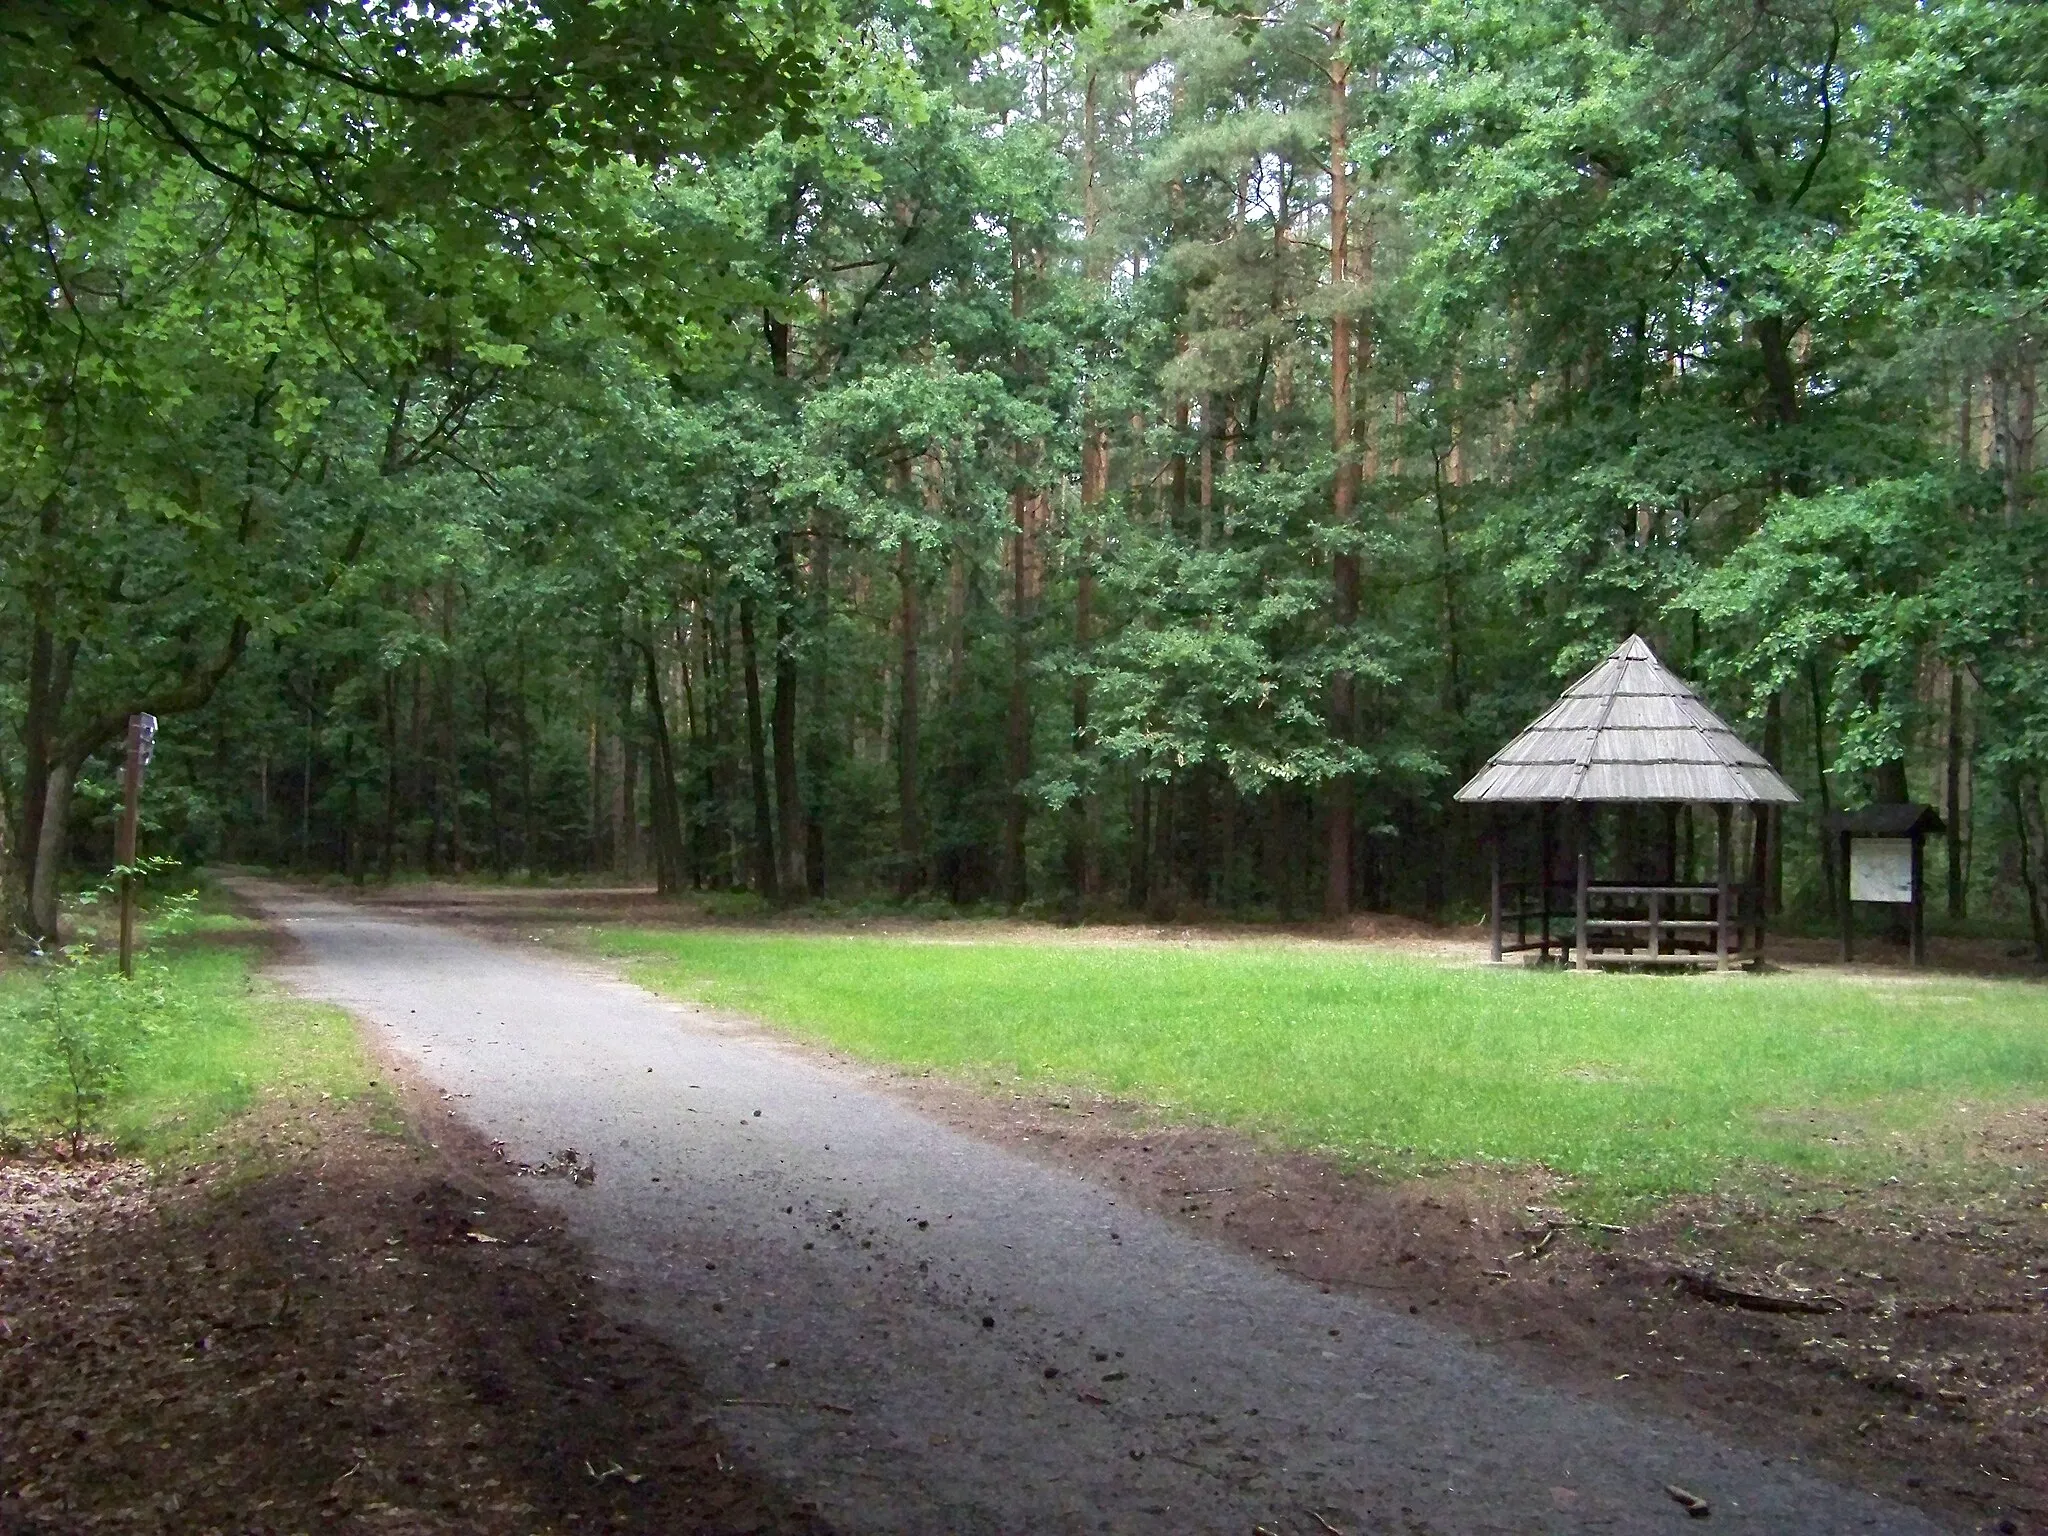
xmin=1848 ymin=837 xmax=1914 ymax=904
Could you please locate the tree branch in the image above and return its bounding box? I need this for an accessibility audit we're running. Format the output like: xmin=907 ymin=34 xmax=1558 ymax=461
xmin=79 ymin=56 xmax=361 ymax=221
xmin=1786 ymin=14 xmax=1840 ymax=209
xmin=58 ymin=617 xmax=251 ymax=770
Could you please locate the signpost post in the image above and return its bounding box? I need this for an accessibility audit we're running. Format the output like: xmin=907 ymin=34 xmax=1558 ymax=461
xmin=117 ymin=713 xmax=157 ymax=979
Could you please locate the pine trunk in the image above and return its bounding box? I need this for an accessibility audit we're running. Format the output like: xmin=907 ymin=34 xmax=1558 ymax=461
xmin=1324 ymin=39 xmax=1357 ymax=920
xmin=639 ymin=642 xmax=686 ymax=895
xmin=738 ymin=596 xmax=778 ymax=900
xmin=772 ymin=533 xmax=803 ymax=901
xmin=897 ymin=534 xmax=924 ymax=896
xmin=1947 ymin=667 xmax=1968 ymax=919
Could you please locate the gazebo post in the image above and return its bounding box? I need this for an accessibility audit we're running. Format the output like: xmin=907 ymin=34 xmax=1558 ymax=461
xmin=1574 ymin=805 xmax=1592 ymax=973
xmin=1715 ymin=804 xmax=1733 ymax=971
xmin=1487 ymin=812 xmax=1503 ymax=963
xmin=1752 ymin=806 xmax=1770 ymax=968
xmin=1537 ymin=803 xmax=1553 ymax=963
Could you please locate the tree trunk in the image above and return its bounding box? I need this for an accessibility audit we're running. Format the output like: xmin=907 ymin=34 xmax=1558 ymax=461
xmin=17 ymin=639 xmax=53 ymax=937
xmin=344 ymin=727 xmax=363 ymax=884
xmin=806 ymin=530 xmax=831 ymax=898
xmin=439 ymin=587 xmax=461 ymax=874
xmin=381 ymin=670 xmax=400 ymax=881
xmin=18 ymin=626 xmax=74 ymax=944
xmin=481 ymin=665 xmax=504 ymax=873
xmin=1994 ymin=347 xmax=2037 ymax=525
xmin=588 ymin=717 xmax=605 ymax=872
xmin=28 ymin=761 xmax=74 ymax=946
xmin=1067 ymin=547 xmax=1097 ymax=912
xmin=1324 ymin=39 xmax=1357 ymax=920
xmin=1004 ymin=221 xmax=1038 ymax=911
xmin=1005 ymin=494 xmax=1035 ymax=911
xmin=1198 ymin=396 xmax=1215 ymax=547
xmin=712 ymin=607 xmax=741 ymax=886
xmin=1262 ymin=789 xmax=1288 ymax=917
xmin=1128 ymin=768 xmax=1151 ymax=911
xmin=408 ymin=657 xmax=428 ymax=873
xmin=638 ymin=641 xmax=686 ymax=895
xmin=2013 ymin=776 xmax=2048 ymax=963
xmin=771 ymin=534 xmax=803 ymax=901
xmin=1065 ymin=68 xmax=1104 ymax=914
xmin=14 ymin=489 xmax=67 ymax=943
xmin=616 ymin=662 xmax=640 ymax=879
xmin=1762 ymin=691 xmax=1784 ymax=913
xmin=1958 ymin=372 xmax=1973 ymax=466
xmin=897 ymin=534 xmax=923 ymax=896
xmin=1946 ymin=666 xmax=1968 ymax=919
xmin=1148 ymin=772 xmax=1176 ymax=920
xmin=1219 ymin=777 xmax=1240 ymax=908
xmin=1873 ymin=755 xmax=1910 ymax=805
xmin=516 ymin=639 xmax=536 ymax=871
xmin=1807 ymin=655 xmax=1837 ymax=900
xmin=301 ymin=696 xmax=318 ymax=870
xmin=1433 ymin=456 xmax=1467 ymax=721
xmin=1755 ymin=314 xmax=1802 ymax=432
xmin=738 ymin=595 xmax=778 ymax=901
xmin=1171 ymin=384 xmax=1190 ymax=528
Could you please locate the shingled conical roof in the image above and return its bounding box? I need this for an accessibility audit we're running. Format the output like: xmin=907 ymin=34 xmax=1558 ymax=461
xmin=1454 ymin=636 xmax=1799 ymax=805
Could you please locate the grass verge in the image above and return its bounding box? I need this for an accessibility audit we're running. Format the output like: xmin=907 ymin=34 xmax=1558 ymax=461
xmin=0 ymin=908 xmax=376 ymax=1159
xmin=594 ymin=928 xmax=2048 ymax=1210
xmin=1 ymin=899 xmax=827 ymax=1536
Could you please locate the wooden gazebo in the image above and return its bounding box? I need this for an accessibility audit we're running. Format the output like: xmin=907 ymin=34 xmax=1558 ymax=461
xmin=1456 ymin=636 xmax=1800 ymax=971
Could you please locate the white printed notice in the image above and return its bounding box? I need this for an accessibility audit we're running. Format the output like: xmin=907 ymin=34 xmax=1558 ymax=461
xmin=1849 ymin=837 xmax=1914 ymax=904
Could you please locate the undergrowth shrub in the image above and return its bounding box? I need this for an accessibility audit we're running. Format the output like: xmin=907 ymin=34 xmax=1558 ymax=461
xmin=2 ymin=878 xmax=199 ymax=1156
xmin=1 ymin=954 xmax=195 ymax=1155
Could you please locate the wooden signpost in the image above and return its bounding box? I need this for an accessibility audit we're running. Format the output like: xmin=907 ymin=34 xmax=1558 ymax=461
xmin=1827 ymin=804 xmax=1943 ymax=967
xmin=117 ymin=713 xmax=157 ymax=978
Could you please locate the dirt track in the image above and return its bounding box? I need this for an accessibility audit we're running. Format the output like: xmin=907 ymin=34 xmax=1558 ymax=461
xmin=247 ymin=881 xmax=1959 ymax=1535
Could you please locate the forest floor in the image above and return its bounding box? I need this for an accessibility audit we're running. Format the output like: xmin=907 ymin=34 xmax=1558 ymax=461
xmin=336 ymin=879 xmax=2047 ymax=1535
xmin=0 ymin=924 xmax=831 ymax=1536
xmin=904 ymin=1089 xmax=2047 ymax=1535
xmin=336 ymin=877 xmax=2046 ymax=977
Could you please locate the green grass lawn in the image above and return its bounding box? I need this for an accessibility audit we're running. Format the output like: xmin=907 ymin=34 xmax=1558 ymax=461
xmin=596 ymin=928 xmax=2048 ymax=1210
xmin=0 ymin=911 xmax=374 ymax=1159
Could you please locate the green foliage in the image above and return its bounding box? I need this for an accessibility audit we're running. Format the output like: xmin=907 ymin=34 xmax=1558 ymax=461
xmin=0 ymin=921 xmax=373 ymax=1158
xmin=0 ymin=951 xmax=189 ymax=1155
xmin=3 ymin=0 xmax=2043 ymax=932
xmin=1688 ymin=477 xmax=1954 ymax=784
xmin=4 ymin=1 xmax=827 ymax=225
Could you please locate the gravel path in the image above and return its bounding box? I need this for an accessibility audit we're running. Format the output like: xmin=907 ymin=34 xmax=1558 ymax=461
xmin=251 ymin=885 xmax=1951 ymax=1536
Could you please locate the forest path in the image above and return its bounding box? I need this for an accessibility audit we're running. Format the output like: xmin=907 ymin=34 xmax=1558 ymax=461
xmin=245 ymin=883 xmax=1948 ymax=1536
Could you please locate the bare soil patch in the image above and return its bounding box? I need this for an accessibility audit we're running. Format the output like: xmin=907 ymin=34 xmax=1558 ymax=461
xmin=0 ymin=1086 xmax=833 ymax=1535
xmin=341 ymin=878 xmax=2045 ymax=977
xmin=882 ymin=1076 xmax=2047 ymax=1536
xmin=340 ymin=880 xmax=1489 ymax=960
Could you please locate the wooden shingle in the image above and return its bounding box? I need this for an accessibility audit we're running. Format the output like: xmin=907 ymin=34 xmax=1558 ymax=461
xmin=1454 ymin=635 xmax=1800 ymax=806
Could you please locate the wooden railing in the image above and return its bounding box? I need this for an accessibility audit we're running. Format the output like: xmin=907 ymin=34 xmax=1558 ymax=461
xmin=1491 ymin=878 xmax=1759 ymax=969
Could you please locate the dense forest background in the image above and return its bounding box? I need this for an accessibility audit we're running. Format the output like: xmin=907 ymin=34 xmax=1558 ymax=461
xmin=3 ymin=0 xmax=2044 ymax=946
